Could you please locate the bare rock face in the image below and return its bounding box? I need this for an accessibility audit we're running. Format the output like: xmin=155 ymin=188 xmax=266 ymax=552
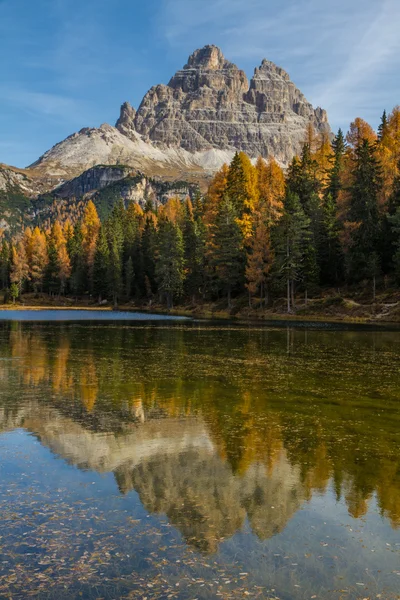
xmin=115 ymin=101 xmax=137 ymax=139
xmin=133 ymin=45 xmax=330 ymax=164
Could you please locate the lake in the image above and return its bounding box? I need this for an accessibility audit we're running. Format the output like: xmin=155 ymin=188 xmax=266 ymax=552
xmin=0 ymin=312 xmax=399 ymax=599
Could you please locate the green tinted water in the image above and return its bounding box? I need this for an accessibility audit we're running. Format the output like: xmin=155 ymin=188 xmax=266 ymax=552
xmin=0 ymin=316 xmax=399 ymax=599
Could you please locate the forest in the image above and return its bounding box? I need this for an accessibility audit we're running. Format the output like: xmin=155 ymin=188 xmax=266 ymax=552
xmin=1 ymin=108 xmax=400 ymax=312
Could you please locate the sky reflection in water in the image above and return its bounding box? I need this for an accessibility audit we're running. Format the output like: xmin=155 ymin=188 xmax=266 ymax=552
xmin=0 ymin=317 xmax=399 ymax=599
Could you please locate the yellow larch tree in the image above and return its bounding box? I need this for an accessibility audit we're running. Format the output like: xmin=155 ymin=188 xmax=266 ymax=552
xmin=255 ymin=156 xmax=284 ymax=223
xmin=51 ymin=221 xmax=71 ymax=293
xmin=346 ymin=117 xmax=377 ymax=150
xmin=204 ymin=163 xmax=229 ymax=225
xmin=28 ymin=227 xmax=48 ymax=292
xmin=245 ymin=208 xmax=274 ymax=307
xmin=81 ymin=200 xmax=101 ymax=277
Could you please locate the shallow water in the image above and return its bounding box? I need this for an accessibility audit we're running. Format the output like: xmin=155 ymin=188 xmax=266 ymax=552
xmin=0 ymin=309 xmax=189 ymax=321
xmin=0 ymin=316 xmax=399 ymax=599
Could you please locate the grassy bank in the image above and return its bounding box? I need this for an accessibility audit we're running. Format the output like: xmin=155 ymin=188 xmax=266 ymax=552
xmin=2 ymin=289 xmax=400 ymax=324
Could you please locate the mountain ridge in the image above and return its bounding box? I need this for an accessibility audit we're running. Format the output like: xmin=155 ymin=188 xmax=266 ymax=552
xmin=0 ymin=44 xmax=331 ymax=230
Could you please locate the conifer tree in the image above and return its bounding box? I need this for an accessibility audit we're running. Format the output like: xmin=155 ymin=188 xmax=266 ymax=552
xmin=140 ymin=212 xmax=158 ymax=298
xmin=347 ymin=140 xmax=383 ymax=286
xmin=378 ymin=110 xmax=388 ymax=142
xmin=93 ymin=226 xmax=110 ymax=301
xmin=81 ymin=200 xmax=101 ymax=291
xmin=255 ymin=157 xmax=284 ymax=223
xmin=388 ymin=208 xmax=400 ymax=282
xmin=70 ymin=223 xmax=87 ymax=295
xmin=182 ymin=199 xmax=206 ymax=301
xmin=0 ymin=240 xmax=10 ymax=290
xmin=211 ymin=197 xmax=245 ymax=308
xmin=10 ymin=241 xmax=29 ymax=297
xmin=346 ymin=117 xmax=377 ymax=150
xmin=155 ymin=219 xmax=185 ymax=308
xmin=28 ymin=227 xmax=48 ymax=292
xmin=125 ymin=256 xmax=134 ymax=299
xmin=108 ymin=236 xmax=123 ymax=306
xmin=273 ymin=191 xmax=311 ymax=312
xmin=245 ymin=209 xmax=274 ymax=307
xmin=382 ymin=162 xmax=400 ymax=273
xmin=325 ymin=129 xmax=346 ymax=204
xmin=226 ymin=152 xmax=258 ymax=238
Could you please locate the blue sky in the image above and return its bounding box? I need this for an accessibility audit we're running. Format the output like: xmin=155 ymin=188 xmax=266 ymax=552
xmin=1 ymin=0 xmax=399 ymax=168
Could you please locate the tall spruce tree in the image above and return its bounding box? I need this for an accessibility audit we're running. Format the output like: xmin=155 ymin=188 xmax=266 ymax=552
xmin=93 ymin=226 xmax=110 ymax=301
xmin=273 ymin=191 xmax=312 ymax=312
xmin=155 ymin=219 xmax=185 ymax=308
xmin=182 ymin=200 xmax=206 ymax=301
xmin=211 ymin=197 xmax=245 ymax=308
xmin=347 ymin=140 xmax=383 ymax=287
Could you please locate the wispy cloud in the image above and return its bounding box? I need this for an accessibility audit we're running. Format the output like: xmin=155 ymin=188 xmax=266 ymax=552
xmin=159 ymin=0 xmax=400 ymax=130
xmin=0 ymin=86 xmax=86 ymax=123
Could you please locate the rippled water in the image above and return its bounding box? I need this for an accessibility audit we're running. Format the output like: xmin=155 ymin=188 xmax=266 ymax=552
xmin=0 ymin=315 xmax=399 ymax=599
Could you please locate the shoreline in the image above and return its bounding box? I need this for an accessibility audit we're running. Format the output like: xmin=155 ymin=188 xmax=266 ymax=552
xmin=1 ymin=300 xmax=400 ymax=328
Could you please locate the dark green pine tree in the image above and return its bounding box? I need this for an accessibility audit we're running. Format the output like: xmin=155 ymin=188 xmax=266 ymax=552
xmin=155 ymin=219 xmax=185 ymax=308
xmin=124 ymin=256 xmax=134 ymax=299
xmin=225 ymin=152 xmax=247 ymax=214
xmin=211 ymin=197 xmax=245 ymax=308
xmin=140 ymin=214 xmax=157 ymax=298
xmin=44 ymin=229 xmax=62 ymax=295
xmin=325 ymin=129 xmax=346 ymax=204
xmin=108 ymin=235 xmax=123 ymax=306
xmin=388 ymin=208 xmax=400 ymax=283
xmin=69 ymin=223 xmax=87 ymax=295
xmin=124 ymin=203 xmax=142 ymax=295
xmin=377 ymin=110 xmax=388 ymax=142
xmin=0 ymin=240 xmax=10 ymax=290
xmin=93 ymin=226 xmax=110 ymax=301
xmin=273 ymin=191 xmax=312 ymax=313
xmin=182 ymin=200 xmax=206 ymax=302
xmin=381 ymin=161 xmax=400 ymax=273
xmin=347 ymin=139 xmax=383 ymax=287
xmin=319 ymin=193 xmax=345 ymax=285
xmin=287 ymin=144 xmax=320 ymax=207
xmin=319 ymin=129 xmax=346 ymax=285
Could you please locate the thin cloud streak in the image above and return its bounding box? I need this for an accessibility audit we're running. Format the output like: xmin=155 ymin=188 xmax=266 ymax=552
xmin=160 ymin=0 xmax=400 ymax=131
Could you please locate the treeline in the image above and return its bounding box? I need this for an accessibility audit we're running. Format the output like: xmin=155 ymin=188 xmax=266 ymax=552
xmin=2 ymin=108 xmax=400 ymax=310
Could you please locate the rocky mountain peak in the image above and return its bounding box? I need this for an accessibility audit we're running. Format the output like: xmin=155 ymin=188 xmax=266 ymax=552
xmin=134 ymin=46 xmax=331 ymax=162
xmin=115 ymin=101 xmax=136 ymax=138
xmin=185 ymin=44 xmax=234 ymax=71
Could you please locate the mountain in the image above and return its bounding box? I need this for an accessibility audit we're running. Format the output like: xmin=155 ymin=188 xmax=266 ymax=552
xmin=132 ymin=45 xmax=330 ymax=163
xmin=0 ymin=45 xmax=331 ymax=230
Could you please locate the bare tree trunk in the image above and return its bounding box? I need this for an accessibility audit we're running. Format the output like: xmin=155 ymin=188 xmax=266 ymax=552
xmin=227 ymin=287 xmax=231 ymax=309
xmin=287 ymin=278 xmax=291 ymax=313
xmin=373 ymin=275 xmax=376 ymax=303
xmin=305 ymin=287 xmax=308 ymax=306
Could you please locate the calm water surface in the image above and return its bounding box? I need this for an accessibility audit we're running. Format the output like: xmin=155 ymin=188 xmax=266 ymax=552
xmin=0 ymin=313 xmax=399 ymax=599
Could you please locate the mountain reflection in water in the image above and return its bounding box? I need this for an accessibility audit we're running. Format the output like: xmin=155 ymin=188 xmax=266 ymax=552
xmin=1 ymin=321 xmax=399 ymax=553
xmin=0 ymin=320 xmax=400 ymax=599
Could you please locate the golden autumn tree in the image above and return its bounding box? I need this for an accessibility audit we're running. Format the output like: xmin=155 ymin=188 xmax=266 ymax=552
xmin=10 ymin=241 xmax=29 ymax=297
xmin=313 ymin=131 xmax=334 ymax=187
xmin=226 ymin=152 xmax=259 ymax=239
xmin=81 ymin=200 xmax=101 ymax=285
xmin=245 ymin=209 xmax=274 ymax=307
xmin=255 ymin=156 xmax=284 ymax=223
xmin=204 ymin=163 xmax=229 ymax=225
xmin=158 ymin=197 xmax=184 ymax=225
xmin=28 ymin=227 xmax=48 ymax=292
xmin=346 ymin=117 xmax=377 ymax=150
xmin=46 ymin=221 xmax=72 ymax=294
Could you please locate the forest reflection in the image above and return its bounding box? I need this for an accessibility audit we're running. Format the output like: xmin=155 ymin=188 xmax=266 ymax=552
xmin=0 ymin=321 xmax=399 ymax=554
